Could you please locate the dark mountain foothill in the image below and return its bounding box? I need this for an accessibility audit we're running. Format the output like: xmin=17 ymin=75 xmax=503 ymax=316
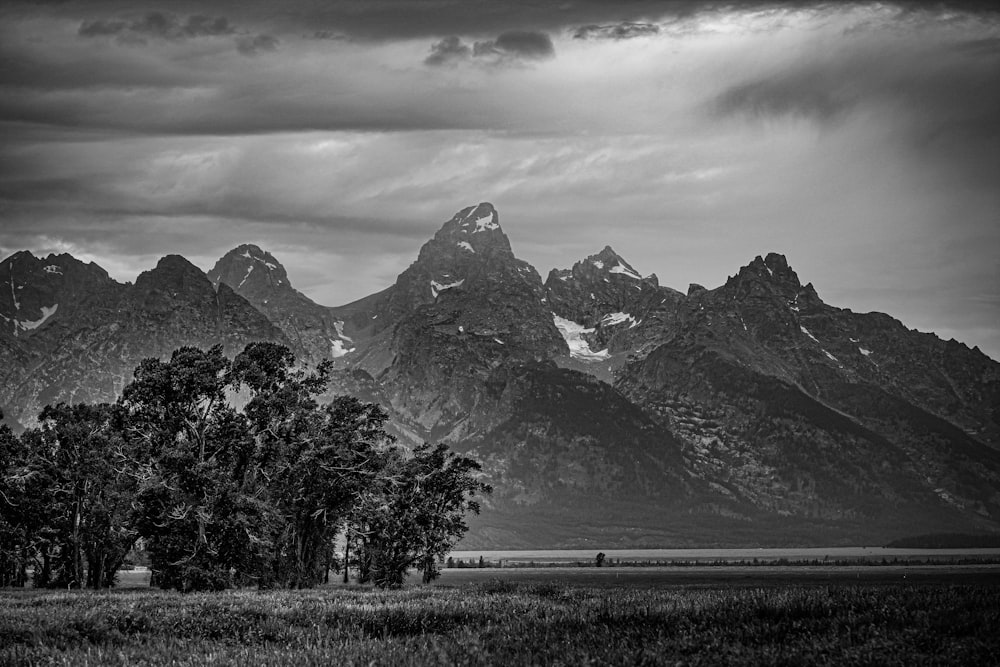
xmin=4 ymin=203 xmax=999 ymax=547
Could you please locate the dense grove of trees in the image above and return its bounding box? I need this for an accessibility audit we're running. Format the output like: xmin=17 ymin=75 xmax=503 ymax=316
xmin=0 ymin=343 xmax=490 ymax=591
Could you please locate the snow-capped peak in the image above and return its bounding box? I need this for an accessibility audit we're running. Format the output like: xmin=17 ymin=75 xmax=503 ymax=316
xmin=235 ymin=244 xmax=279 ymax=271
xmin=456 ymin=203 xmax=500 ymax=234
xmin=581 ymin=246 xmax=643 ymax=280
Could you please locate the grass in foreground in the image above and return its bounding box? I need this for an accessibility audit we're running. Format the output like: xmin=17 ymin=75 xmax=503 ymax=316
xmin=1 ymin=582 xmax=997 ymax=665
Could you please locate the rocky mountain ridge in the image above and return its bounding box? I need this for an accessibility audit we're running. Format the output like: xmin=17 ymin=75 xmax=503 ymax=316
xmin=3 ymin=202 xmax=998 ymax=547
xmin=0 ymin=251 xmax=286 ymax=429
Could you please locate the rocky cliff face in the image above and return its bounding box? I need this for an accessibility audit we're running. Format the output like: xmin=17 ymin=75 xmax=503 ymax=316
xmin=615 ymin=252 xmax=1000 ymax=537
xmin=3 ymin=204 xmax=999 ymax=547
xmin=208 ymin=244 xmax=345 ymax=365
xmin=543 ymin=246 xmax=685 ymax=382
xmin=0 ymin=253 xmax=286 ymax=428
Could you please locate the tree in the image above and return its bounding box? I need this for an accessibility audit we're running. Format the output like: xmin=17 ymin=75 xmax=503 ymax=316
xmin=123 ymin=345 xmax=269 ymax=591
xmin=4 ymin=341 xmax=492 ymax=593
xmin=231 ymin=342 xmax=393 ymax=589
xmin=0 ymin=415 xmax=31 ymax=587
xmin=350 ymin=443 xmax=491 ymax=588
xmin=8 ymin=403 xmax=137 ymax=588
xmin=123 ymin=342 xmax=401 ymax=591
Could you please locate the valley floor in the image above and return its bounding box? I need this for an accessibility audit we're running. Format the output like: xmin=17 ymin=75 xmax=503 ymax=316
xmin=3 ymin=570 xmax=999 ymax=666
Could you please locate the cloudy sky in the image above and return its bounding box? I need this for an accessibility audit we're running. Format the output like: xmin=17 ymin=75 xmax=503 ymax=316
xmin=1 ymin=0 xmax=998 ymax=359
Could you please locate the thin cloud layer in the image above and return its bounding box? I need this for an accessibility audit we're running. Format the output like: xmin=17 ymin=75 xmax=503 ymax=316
xmin=573 ymin=22 xmax=661 ymax=40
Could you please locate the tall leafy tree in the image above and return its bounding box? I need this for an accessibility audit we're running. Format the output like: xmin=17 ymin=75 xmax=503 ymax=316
xmin=5 ymin=341 xmax=492 ymax=593
xmin=0 ymin=416 xmax=31 ymax=587
xmin=123 ymin=345 xmax=269 ymax=591
xmin=10 ymin=403 xmax=137 ymax=588
xmin=351 ymin=443 xmax=491 ymax=588
xmin=232 ymin=342 xmax=393 ymax=588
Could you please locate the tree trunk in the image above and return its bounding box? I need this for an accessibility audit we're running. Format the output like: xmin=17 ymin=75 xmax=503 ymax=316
xmin=342 ymin=535 xmax=349 ymax=584
xmin=72 ymin=487 xmax=83 ymax=588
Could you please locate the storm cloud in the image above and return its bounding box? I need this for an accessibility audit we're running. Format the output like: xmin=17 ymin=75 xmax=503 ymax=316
xmin=474 ymin=31 xmax=554 ymax=60
xmin=78 ymin=12 xmax=236 ymax=41
xmin=426 ymin=31 xmax=554 ymax=66
xmin=1 ymin=0 xmax=999 ymax=359
xmin=424 ymin=36 xmax=471 ymax=66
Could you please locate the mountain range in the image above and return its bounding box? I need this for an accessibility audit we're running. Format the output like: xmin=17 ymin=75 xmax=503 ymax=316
xmin=3 ymin=202 xmax=999 ymax=547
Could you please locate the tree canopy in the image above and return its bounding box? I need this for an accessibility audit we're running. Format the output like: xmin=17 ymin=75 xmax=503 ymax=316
xmin=0 ymin=343 xmax=490 ymax=591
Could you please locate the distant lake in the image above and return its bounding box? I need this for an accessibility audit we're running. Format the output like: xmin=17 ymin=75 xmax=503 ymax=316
xmin=449 ymin=547 xmax=1000 ymax=563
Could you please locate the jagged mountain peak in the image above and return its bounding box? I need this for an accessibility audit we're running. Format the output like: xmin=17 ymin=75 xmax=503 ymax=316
xmin=720 ymin=252 xmax=816 ymax=305
xmin=743 ymin=253 xmax=801 ymax=286
xmin=0 ymin=250 xmax=117 ymax=337
xmin=208 ymin=245 xmax=343 ymax=365
xmin=150 ymin=254 xmax=203 ymax=274
xmin=2 ymin=249 xmax=106 ymax=273
xmin=454 ymin=202 xmax=499 ymax=232
xmin=3 ymin=249 xmax=37 ymax=263
xmin=551 ymin=245 xmax=647 ymax=285
xmin=427 ymin=201 xmax=512 ymax=259
xmin=230 ymin=243 xmax=282 ymax=269
xmin=208 ymin=244 xmax=292 ymax=296
xmin=135 ymin=254 xmax=214 ymax=295
xmin=546 ymin=245 xmax=652 ymax=288
xmin=397 ymin=202 xmax=530 ymax=305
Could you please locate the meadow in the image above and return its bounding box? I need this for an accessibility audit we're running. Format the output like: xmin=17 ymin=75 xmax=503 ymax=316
xmin=2 ymin=574 xmax=999 ymax=666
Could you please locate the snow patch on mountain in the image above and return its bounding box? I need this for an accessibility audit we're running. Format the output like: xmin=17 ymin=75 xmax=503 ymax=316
xmin=461 ymin=210 xmax=499 ymax=233
xmin=430 ymin=278 xmax=464 ymax=298
xmin=602 ymin=311 xmax=638 ymax=328
xmin=239 ymin=248 xmax=278 ymax=270
xmin=18 ymin=304 xmax=58 ymax=332
xmin=553 ymin=313 xmax=609 ymax=361
xmin=859 ymin=347 xmax=872 ymax=356
xmin=800 ymin=325 xmax=819 ymax=343
xmin=329 ymin=339 xmax=354 ymax=358
xmin=457 ymin=241 xmax=475 ymax=253
xmin=9 ymin=271 xmax=19 ymax=311
xmin=591 ymin=260 xmax=605 ymax=269
xmin=333 ymin=320 xmax=353 ymax=343
xmin=474 ymin=214 xmax=499 ymax=232
xmin=609 ymin=262 xmax=642 ymax=280
xmin=238 ymin=264 xmax=254 ymax=288
xmin=44 ymin=265 xmax=63 ymax=275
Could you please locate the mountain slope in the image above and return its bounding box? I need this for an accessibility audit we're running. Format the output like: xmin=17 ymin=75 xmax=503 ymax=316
xmin=208 ymin=244 xmax=346 ymax=365
xmin=615 ymin=252 xmax=1000 ymax=538
xmin=3 ymin=204 xmax=998 ymax=547
xmin=0 ymin=253 xmax=287 ymax=427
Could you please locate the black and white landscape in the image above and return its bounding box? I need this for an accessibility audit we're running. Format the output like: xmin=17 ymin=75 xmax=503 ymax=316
xmin=1 ymin=1 xmax=999 ymax=664
xmin=2 ymin=200 xmax=999 ymax=547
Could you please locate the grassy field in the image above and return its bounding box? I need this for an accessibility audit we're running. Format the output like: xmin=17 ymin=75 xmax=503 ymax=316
xmin=3 ymin=575 xmax=999 ymax=666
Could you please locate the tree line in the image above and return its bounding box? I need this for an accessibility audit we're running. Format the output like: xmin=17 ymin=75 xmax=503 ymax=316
xmin=0 ymin=343 xmax=490 ymax=591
